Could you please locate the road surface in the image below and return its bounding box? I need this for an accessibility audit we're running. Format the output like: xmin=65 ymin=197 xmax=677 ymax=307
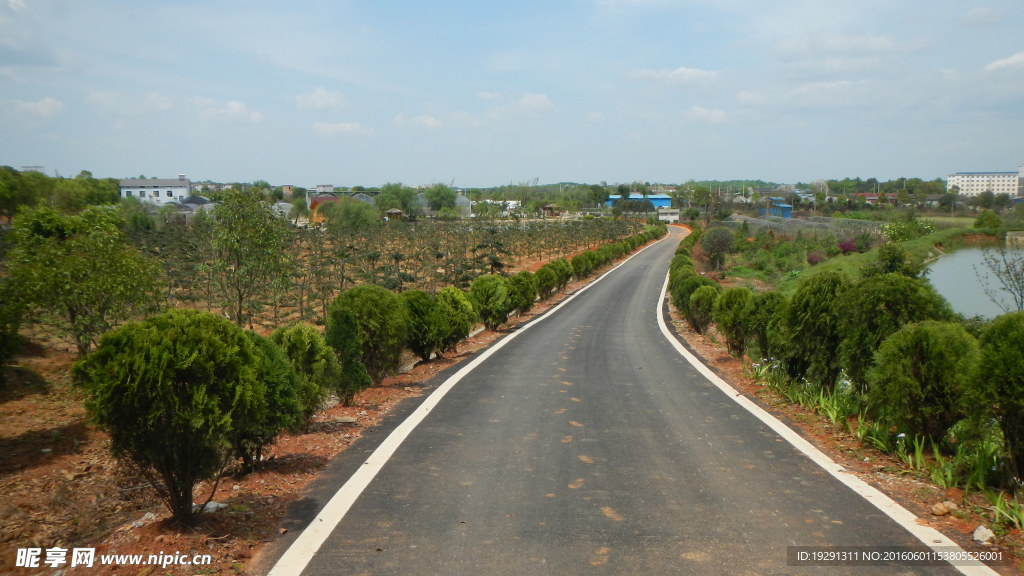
xmin=263 ymin=227 xmax=985 ymax=575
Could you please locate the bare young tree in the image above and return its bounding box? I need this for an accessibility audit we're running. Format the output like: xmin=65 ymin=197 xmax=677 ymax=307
xmin=976 ymin=243 xmax=1024 ymax=313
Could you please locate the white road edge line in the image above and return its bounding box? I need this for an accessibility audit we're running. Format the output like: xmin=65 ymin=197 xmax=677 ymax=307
xmin=266 ymin=240 xmax=660 ymax=576
xmin=655 ymin=273 xmax=1000 ymax=576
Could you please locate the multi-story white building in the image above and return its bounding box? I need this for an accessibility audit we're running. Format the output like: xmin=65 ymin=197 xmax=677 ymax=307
xmin=119 ymin=174 xmax=192 ymax=205
xmin=947 ymin=166 xmax=1023 ymax=197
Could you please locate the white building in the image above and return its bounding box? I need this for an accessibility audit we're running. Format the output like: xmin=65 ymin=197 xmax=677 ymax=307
xmin=119 ymin=174 xmax=192 ymax=205
xmin=947 ymin=166 xmax=1023 ymax=197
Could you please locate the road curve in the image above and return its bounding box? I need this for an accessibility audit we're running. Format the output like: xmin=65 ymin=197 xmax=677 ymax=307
xmin=263 ymin=227 xmax=985 ymax=576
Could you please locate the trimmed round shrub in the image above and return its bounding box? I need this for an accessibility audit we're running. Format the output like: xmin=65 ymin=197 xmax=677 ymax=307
xmin=535 ymin=266 xmax=558 ymax=301
xmin=326 ymin=285 xmax=408 ymax=386
xmin=74 ymin=309 xmax=261 ymax=526
xmin=781 ymin=271 xmax=849 ymax=390
xmin=748 ymin=291 xmax=786 ymax=361
xmin=232 ymin=332 xmax=303 ymax=473
xmin=508 ymin=271 xmax=538 ymax=315
xmin=867 ymin=321 xmax=979 ymax=441
xmin=401 ymin=290 xmax=445 ymax=362
xmin=838 ymin=274 xmax=954 ymax=393
xmin=435 ymin=286 xmax=477 ymax=354
xmin=977 ymin=312 xmax=1024 ymax=481
xmin=712 ymin=286 xmax=754 ymax=357
xmin=270 ymin=322 xmax=343 ymax=419
xmin=469 ymin=274 xmax=513 ymax=331
xmin=688 ymin=285 xmax=720 ymax=334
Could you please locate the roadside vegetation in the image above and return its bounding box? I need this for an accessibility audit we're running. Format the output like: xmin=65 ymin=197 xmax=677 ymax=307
xmin=0 ymin=166 xmax=667 ymax=530
xmin=668 ymin=193 xmax=1024 ymax=543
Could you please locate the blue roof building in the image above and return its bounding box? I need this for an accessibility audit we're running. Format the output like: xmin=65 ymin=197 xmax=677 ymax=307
xmin=606 ymin=193 xmax=672 ymax=208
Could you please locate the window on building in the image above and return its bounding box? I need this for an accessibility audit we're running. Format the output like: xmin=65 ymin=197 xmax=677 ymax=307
xmin=125 ymin=191 xmax=132 ymax=197
xmin=167 ymin=191 xmax=173 ymax=197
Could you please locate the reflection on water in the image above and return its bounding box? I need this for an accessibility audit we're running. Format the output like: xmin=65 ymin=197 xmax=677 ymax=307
xmin=927 ymin=247 xmax=1014 ymax=319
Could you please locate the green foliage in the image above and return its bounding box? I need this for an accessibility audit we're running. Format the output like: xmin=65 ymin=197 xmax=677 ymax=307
xmin=401 ymin=290 xmax=445 ymax=362
xmin=424 ymin=183 xmax=457 ymax=211
xmin=701 ymin=227 xmax=735 ymax=271
xmin=779 ymin=271 xmax=849 ymax=390
xmin=535 ymin=266 xmax=558 ymax=301
xmin=232 ymin=332 xmax=303 ymax=473
xmin=880 ymin=214 xmax=936 ymax=242
xmin=199 ymin=190 xmax=294 ymax=327
xmin=74 ymin=309 xmax=260 ymax=525
xmin=861 ymin=242 xmax=926 ymax=279
xmin=549 ymin=258 xmax=574 ymax=290
xmin=322 ymin=197 xmax=380 ymax=234
xmin=269 ymin=322 xmax=342 ymax=421
xmin=323 ymin=306 xmax=372 ymax=404
xmin=326 ymin=285 xmax=408 ymax=387
xmin=712 ymin=287 xmax=754 ymax=357
xmin=434 ymin=286 xmax=477 ymax=354
xmin=974 ymin=210 xmax=1003 ymax=230
xmin=867 ymin=321 xmax=979 ymax=441
xmin=9 ymin=206 xmax=163 ymax=356
xmin=571 ymin=252 xmax=596 ymax=279
xmin=977 ymin=312 xmax=1024 ymax=482
xmin=687 ymin=285 xmax=720 ymax=334
xmin=508 ymin=271 xmax=538 ymax=315
xmin=0 ymin=277 xmax=25 ymax=381
xmin=469 ymin=274 xmax=513 ymax=331
xmin=671 ymin=274 xmax=718 ymax=317
xmin=747 ymin=291 xmax=785 ymax=360
xmin=838 ymin=274 xmax=954 ymax=392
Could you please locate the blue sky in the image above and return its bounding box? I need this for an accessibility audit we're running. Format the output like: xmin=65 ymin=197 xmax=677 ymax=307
xmin=2 ymin=0 xmax=1022 ymax=188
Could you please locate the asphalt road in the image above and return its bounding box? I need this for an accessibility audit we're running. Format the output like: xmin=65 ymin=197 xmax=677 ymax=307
xmin=265 ymin=227 xmax=977 ymax=576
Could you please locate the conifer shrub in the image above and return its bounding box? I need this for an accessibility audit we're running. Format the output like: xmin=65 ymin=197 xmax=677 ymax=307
xmin=326 ymin=285 xmax=408 ymax=387
xmin=400 ymin=290 xmax=446 ymax=363
xmin=508 ymin=271 xmax=539 ymax=315
xmin=469 ymin=274 xmax=513 ymax=331
xmin=688 ymin=285 xmax=720 ymax=334
xmin=712 ymin=287 xmax=754 ymax=357
xmin=270 ymin=322 xmax=343 ymax=418
xmin=74 ymin=309 xmax=262 ymax=525
xmin=435 ymin=286 xmax=477 ymax=354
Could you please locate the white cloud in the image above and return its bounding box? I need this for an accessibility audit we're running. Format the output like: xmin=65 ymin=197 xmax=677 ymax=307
xmin=8 ymin=0 xmax=26 ymax=12
xmin=983 ymin=51 xmax=1024 ymax=71
xmin=295 ymin=87 xmax=347 ymax=111
xmin=198 ymin=98 xmax=263 ymax=122
xmin=16 ymin=96 xmax=63 ymax=117
xmin=312 ymin=121 xmax=369 ymax=136
xmin=476 ymin=91 xmax=503 ymax=101
xmin=514 ymin=93 xmax=554 ymax=112
xmin=686 ymin=105 xmax=726 ymax=124
xmin=962 ymin=7 xmax=1006 ymax=26
xmin=628 ymin=66 xmax=719 ymax=85
xmin=393 ymin=113 xmax=442 ymax=129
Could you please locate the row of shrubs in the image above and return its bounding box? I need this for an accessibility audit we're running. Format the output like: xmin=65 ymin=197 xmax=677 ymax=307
xmin=668 ymin=228 xmax=1024 ymax=493
xmin=73 ymin=223 xmax=667 ymax=525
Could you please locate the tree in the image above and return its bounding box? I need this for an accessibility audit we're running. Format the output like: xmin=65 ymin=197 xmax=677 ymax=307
xmin=322 ymin=306 xmax=371 ymax=405
xmin=269 ymin=322 xmax=343 ymax=422
xmin=861 ymin=242 xmax=925 ymax=280
xmin=425 ymin=183 xmax=457 ymax=212
xmin=326 ymin=285 xmax=408 ymax=386
xmin=688 ymin=285 xmax=719 ymax=334
xmin=469 ymin=274 xmax=513 ymax=331
xmin=976 ymin=244 xmax=1024 ymax=313
xmin=701 ymin=227 xmax=735 ymax=271
xmin=974 ymin=210 xmax=1002 ymax=230
xmin=434 ymin=286 xmax=477 ymax=354
xmin=780 ymin=271 xmax=849 ymax=390
xmin=74 ymin=309 xmax=261 ymax=525
xmin=868 ymin=321 xmax=978 ymax=441
xmin=508 ymin=271 xmax=538 ymax=315
xmin=713 ymin=287 xmax=754 ymax=357
xmin=535 ymin=266 xmax=558 ymax=301
xmin=231 ymin=332 xmax=303 ymax=473
xmin=199 ymin=190 xmax=294 ymax=327
xmin=838 ymin=274 xmax=954 ymax=392
xmin=976 ymin=312 xmax=1024 ymax=482
xmin=401 ymin=290 xmax=445 ymax=362
xmin=747 ymin=291 xmax=785 ymax=360
xmin=9 ymin=206 xmax=162 ymax=356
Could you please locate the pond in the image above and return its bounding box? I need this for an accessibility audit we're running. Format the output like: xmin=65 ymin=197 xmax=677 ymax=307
xmin=927 ymin=247 xmax=1016 ymax=318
